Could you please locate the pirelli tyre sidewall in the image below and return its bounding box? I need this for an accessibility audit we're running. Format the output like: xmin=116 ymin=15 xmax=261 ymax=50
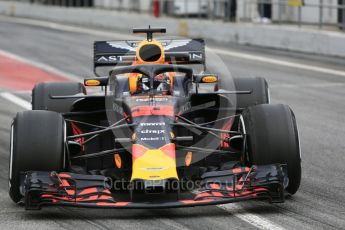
xmin=32 ymin=82 xmax=86 ymax=112
xmin=9 ymin=110 xmax=66 ymax=203
xmin=233 ymin=77 xmax=270 ymax=108
xmin=243 ymin=104 xmax=301 ymax=194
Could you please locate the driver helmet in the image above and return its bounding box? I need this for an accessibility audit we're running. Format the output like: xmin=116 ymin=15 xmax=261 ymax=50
xmin=135 ymin=73 xmax=171 ymax=95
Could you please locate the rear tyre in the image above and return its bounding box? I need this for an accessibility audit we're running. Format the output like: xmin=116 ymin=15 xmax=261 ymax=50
xmin=32 ymin=82 xmax=86 ymax=112
xmin=243 ymin=104 xmax=301 ymax=194
xmin=233 ymin=77 xmax=269 ymax=109
xmin=9 ymin=111 xmax=66 ymax=202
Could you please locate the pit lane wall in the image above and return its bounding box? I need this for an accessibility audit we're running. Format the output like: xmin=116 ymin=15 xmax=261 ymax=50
xmin=1 ymin=1 xmax=345 ymax=58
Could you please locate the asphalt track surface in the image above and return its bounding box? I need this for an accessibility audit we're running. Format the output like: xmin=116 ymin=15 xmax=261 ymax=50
xmin=0 ymin=16 xmax=345 ymax=230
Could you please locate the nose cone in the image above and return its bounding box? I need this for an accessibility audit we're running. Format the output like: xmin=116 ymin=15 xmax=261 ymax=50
xmin=131 ymin=143 xmax=178 ymax=181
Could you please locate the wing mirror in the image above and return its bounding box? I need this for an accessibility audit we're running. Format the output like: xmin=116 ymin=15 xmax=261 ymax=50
xmin=193 ymin=74 xmax=218 ymax=84
xmin=84 ymin=77 xmax=108 ymax=87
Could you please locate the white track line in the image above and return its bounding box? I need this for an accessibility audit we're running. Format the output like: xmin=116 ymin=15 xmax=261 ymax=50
xmin=270 ymin=82 xmax=345 ymax=89
xmin=0 ymin=92 xmax=31 ymax=110
xmin=190 ymin=190 xmax=285 ymax=230
xmin=0 ymin=15 xmax=136 ymax=39
xmin=218 ymin=204 xmax=285 ymax=230
xmin=0 ymin=49 xmax=82 ymax=82
xmin=210 ymin=48 xmax=345 ymax=78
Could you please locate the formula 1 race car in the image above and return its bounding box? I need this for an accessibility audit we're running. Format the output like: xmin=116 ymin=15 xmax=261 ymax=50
xmin=9 ymin=27 xmax=301 ymax=210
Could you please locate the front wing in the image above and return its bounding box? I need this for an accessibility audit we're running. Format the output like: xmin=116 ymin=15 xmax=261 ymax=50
xmin=21 ymin=164 xmax=288 ymax=210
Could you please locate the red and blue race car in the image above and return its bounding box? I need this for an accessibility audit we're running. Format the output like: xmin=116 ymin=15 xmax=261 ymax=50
xmin=9 ymin=27 xmax=301 ymax=210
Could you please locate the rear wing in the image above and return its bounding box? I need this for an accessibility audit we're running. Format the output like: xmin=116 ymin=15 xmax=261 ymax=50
xmin=94 ymin=39 xmax=205 ymax=72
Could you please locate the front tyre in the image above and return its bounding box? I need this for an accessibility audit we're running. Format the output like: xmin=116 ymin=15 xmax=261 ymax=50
xmin=9 ymin=111 xmax=66 ymax=202
xmin=243 ymin=104 xmax=301 ymax=194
